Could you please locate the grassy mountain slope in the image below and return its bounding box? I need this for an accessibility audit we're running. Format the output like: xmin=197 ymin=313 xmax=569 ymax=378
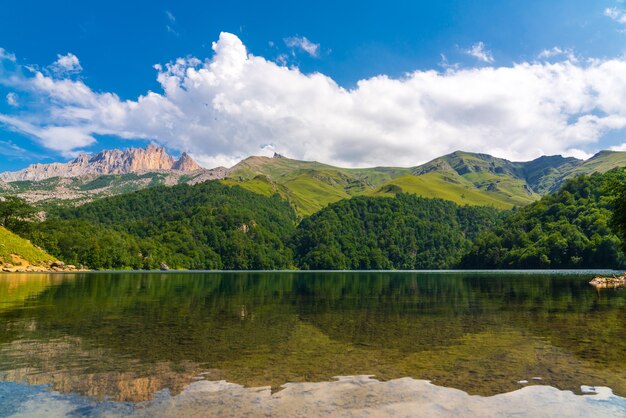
xmin=370 ymin=173 xmax=520 ymax=209
xmin=0 ymin=226 xmax=56 ymax=267
xmin=225 ymin=151 xmax=626 ymax=215
xmin=406 ymin=151 xmax=546 ymax=206
xmin=226 ymin=154 xmax=526 ymax=214
xmin=226 ymin=156 xmax=411 ymax=215
xmin=561 ymin=151 xmax=626 ymax=179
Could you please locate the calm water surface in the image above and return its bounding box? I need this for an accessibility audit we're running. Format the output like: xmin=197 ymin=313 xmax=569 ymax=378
xmin=0 ymin=271 xmax=625 ymax=416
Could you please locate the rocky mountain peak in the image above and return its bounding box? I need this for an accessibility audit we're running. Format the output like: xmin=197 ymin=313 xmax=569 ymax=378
xmin=172 ymin=152 xmax=202 ymax=171
xmin=0 ymin=145 xmax=204 ymax=182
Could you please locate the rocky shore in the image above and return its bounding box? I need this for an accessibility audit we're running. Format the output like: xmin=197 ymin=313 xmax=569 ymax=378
xmin=0 ymin=260 xmax=87 ymax=273
xmin=589 ymin=274 xmax=626 ymax=288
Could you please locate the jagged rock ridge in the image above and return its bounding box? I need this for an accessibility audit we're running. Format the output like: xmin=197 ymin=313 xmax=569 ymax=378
xmin=0 ymin=145 xmax=204 ymax=182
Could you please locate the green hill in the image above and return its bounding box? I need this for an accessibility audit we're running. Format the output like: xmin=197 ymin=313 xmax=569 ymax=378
xmin=292 ymin=194 xmax=504 ymax=269
xmin=27 ymin=181 xmax=297 ymax=270
xmin=224 ymin=151 xmax=626 ymax=215
xmin=226 ymin=156 xmax=411 ymax=215
xmin=0 ymin=226 xmax=56 ymax=268
xmin=460 ymin=168 xmax=626 ymax=269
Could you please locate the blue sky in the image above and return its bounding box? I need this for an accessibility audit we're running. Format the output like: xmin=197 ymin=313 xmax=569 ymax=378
xmin=1 ymin=0 xmax=626 ymax=170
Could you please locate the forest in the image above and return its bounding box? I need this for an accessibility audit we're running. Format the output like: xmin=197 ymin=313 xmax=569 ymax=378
xmin=1 ymin=168 xmax=625 ymax=270
xmin=460 ymin=169 xmax=626 ymax=269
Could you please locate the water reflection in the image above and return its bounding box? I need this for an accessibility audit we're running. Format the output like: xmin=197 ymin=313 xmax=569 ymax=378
xmin=0 ymin=272 xmax=624 ymax=401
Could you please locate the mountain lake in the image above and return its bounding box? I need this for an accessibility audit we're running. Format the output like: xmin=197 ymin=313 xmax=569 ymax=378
xmin=0 ymin=271 xmax=624 ymax=417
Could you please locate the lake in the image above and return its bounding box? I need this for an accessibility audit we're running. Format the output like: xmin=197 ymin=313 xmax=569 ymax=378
xmin=0 ymin=271 xmax=625 ymax=417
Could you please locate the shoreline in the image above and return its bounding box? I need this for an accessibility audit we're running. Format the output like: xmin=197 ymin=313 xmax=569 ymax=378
xmin=0 ymin=260 xmax=87 ymax=273
xmin=0 ymin=268 xmax=623 ymax=275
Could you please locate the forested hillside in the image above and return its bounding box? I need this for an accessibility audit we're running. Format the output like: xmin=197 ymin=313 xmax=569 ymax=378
xmin=292 ymin=194 xmax=504 ymax=269
xmin=460 ymin=169 xmax=626 ymax=269
xmin=26 ymin=182 xmax=297 ymax=270
xmin=3 ymin=165 xmax=626 ymax=270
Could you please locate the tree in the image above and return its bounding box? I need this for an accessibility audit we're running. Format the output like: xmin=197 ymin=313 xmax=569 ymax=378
xmin=0 ymin=195 xmax=37 ymax=231
xmin=609 ymin=177 xmax=626 ymax=252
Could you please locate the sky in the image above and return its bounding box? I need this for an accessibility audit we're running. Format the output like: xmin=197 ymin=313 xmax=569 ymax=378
xmin=1 ymin=0 xmax=626 ymax=171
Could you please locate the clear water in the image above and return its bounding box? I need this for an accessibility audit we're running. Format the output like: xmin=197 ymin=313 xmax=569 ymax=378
xmin=0 ymin=271 xmax=624 ymax=416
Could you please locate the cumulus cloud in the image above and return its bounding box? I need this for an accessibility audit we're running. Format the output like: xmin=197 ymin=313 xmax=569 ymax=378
xmin=50 ymin=53 xmax=82 ymax=76
xmin=605 ymin=7 xmax=626 ymax=24
xmin=284 ymin=36 xmax=320 ymax=57
xmin=464 ymin=42 xmax=494 ymax=64
xmin=1 ymin=33 xmax=626 ymax=168
xmin=6 ymin=92 xmax=18 ymax=107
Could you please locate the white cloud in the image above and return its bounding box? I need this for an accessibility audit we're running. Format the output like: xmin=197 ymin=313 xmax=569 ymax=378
xmin=0 ymin=139 xmax=33 ymax=159
xmin=0 ymin=47 xmax=16 ymax=62
xmin=438 ymin=54 xmax=459 ymax=71
xmin=537 ymin=47 xmax=577 ymax=62
xmin=610 ymin=142 xmax=626 ymax=151
xmin=562 ymin=148 xmax=593 ymax=160
xmin=284 ymin=36 xmax=320 ymax=58
xmin=50 ymin=53 xmax=82 ymax=75
xmin=0 ymin=114 xmax=96 ymax=155
xmin=6 ymin=92 xmax=18 ymax=107
xmin=2 ymin=32 xmax=626 ymax=168
xmin=464 ymin=42 xmax=494 ymax=64
xmin=166 ymin=10 xmax=176 ymax=22
xmin=605 ymin=7 xmax=626 ymax=24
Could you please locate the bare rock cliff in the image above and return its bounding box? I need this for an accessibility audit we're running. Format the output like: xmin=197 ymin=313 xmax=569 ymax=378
xmin=0 ymin=145 xmax=205 ymax=182
xmin=172 ymin=152 xmax=202 ymax=171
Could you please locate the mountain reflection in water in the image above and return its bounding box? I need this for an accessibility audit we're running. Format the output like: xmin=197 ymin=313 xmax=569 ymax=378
xmin=0 ymin=271 xmax=624 ymax=404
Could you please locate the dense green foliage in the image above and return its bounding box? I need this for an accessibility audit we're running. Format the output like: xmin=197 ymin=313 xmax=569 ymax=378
xmin=25 ymin=182 xmax=297 ymax=270
xmin=5 ymin=165 xmax=626 ymax=270
xmin=292 ymin=194 xmax=504 ymax=269
xmin=0 ymin=195 xmax=37 ymax=231
xmin=461 ymin=169 xmax=626 ymax=269
xmin=610 ymin=176 xmax=626 ymax=252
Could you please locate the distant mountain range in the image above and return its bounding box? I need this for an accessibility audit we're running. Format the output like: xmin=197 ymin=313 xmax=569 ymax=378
xmin=0 ymin=145 xmax=226 ymax=205
xmin=0 ymin=144 xmax=204 ymax=182
xmin=225 ymin=150 xmax=626 ymax=214
xmin=1 ymin=146 xmax=626 ymax=213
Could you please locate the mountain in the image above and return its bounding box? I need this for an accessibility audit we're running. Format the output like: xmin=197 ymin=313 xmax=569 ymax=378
xmin=225 ymin=150 xmax=626 ymax=214
xmin=2 ymin=147 xmax=626 ymax=215
xmin=225 ymin=155 xmax=410 ymax=215
xmin=0 ymin=144 xmax=205 ymax=182
xmin=0 ymin=146 xmax=227 ymax=206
